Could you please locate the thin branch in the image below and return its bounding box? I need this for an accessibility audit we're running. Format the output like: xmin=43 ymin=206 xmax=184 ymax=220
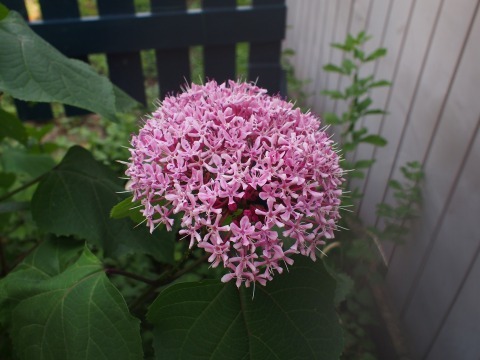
xmin=129 ymin=253 xmax=209 ymax=312
xmin=105 ymin=268 xmax=156 ymax=286
xmin=0 ymin=173 xmax=46 ymax=202
xmin=0 ymin=237 xmax=8 ymax=276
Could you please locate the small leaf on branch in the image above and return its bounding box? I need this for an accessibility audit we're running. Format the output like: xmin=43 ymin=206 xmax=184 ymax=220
xmin=370 ymin=80 xmax=391 ymax=88
xmin=321 ymin=90 xmax=345 ymax=100
xmin=363 ymin=108 xmax=387 ymax=116
xmin=354 ymin=159 xmax=376 ymax=169
xmin=323 ymin=64 xmax=345 ymax=75
xmin=322 ymin=112 xmax=342 ymax=125
xmin=331 ymin=43 xmax=349 ymax=51
xmin=147 ymin=257 xmax=343 ymax=360
xmin=360 ymin=135 xmax=388 ymax=146
xmin=110 ymin=195 xmax=144 ymax=223
xmin=365 ymin=48 xmax=387 ymax=62
xmin=388 ymin=179 xmax=403 ymax=190
xmin=342 ymin=59 xmax=357 ymax=75
xmin=357 ymin=97 xmax=373 ymax=113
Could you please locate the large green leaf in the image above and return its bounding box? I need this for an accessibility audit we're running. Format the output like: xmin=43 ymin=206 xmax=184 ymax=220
xmin=0 ymin=11 xmax=137 ymax=121
xmin=0 ymin=240 xmax=143 ymax=360
xmin=148 ymin=257 xmax=344 ymax=359
xmin=31 ymin=146 xmax=174 ymax=263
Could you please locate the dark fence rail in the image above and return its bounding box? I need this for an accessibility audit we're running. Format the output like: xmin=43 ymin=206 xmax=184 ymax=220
xmin=3 ymin=0 xmax=286 ymax=122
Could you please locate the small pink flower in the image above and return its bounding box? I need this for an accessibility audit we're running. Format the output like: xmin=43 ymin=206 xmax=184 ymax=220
xmin=126 ymin=80 xmax=344 ymax=287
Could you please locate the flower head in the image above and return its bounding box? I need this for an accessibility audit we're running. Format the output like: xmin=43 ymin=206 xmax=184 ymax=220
xmin=126 ymin=80 xmax=344 ymax=287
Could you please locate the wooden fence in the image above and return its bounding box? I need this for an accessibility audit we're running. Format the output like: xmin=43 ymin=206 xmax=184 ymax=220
xmin=283 ymin=0 xmax=480 ymax=359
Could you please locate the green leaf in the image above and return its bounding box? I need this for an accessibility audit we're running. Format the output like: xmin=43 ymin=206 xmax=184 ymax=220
xmin=0 ymin=238 xmax=83 ymax=327
xmin=352 ymin=127 xmax=368 ymax=142
xmin=1 ymin=241 xmax=143 ymax=360
xmin=25 ymin=123 xmax=55 ymax=142
xmin=0 ymin=11 xmax=138 ymax=121
xmin=344 ymin=34 xmax=356 ymax=50
xmin=341 ymin=59 xmax=357 ymax=75
xmin=0 ymin=172 xmax=15 ymax=188
xmin=321 ymin=90 xmax=345 ymax=100
xmin=370 ymin=80 xmax=391 ymax=88
xmin=363 ymin=108 xmax=387 ymax=116
xmin=357 ymin=97 xmax=373 ymax=113
xmin=388 ymin=179 xmax=403 ymax=190
xmin=2 ymin=148 xmax=56 ymax=179
xmin=148 ymin=257 xmax=343 ymax=360
xmin=333 ymin=273 xmax=355 ymax=306
xmin=0 ymin=108 xmax=27 ymax=145
xmin=365 ymin=48 xmax=387 ymax=62
xmin=331 ymin=43 xmax=349 ymax=51
xmin=349 ymin=169 xmax=365 ymax=179
xmin=343 ymin=142 xmax=356 ymax=153
xmin=354 ymin=159 xmax=375 ymax=169
xmin=110 ymin=195 xmax=144 ymax=223
xmin=323 ymin=64 xmax=345 ymax=75
xmin=322 ymin=112 xmax=342 ymax=125
xmin=0 ymin=3 xmax=8 ymax=20
xmin=360 ymin=135 xmax=387 ymax=147
xmin=31 ymin=146 xmax=174 ymax=263
xmin=353 ymin=48 xmax=365 ymax=61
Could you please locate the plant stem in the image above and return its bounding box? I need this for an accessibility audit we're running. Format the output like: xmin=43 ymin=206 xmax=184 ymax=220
xmin=129 ymin=253 xmax=209 ymax=312
xmin=0 ymin=173 xmax=46 ymax=202
xmin=0 ymin=236 xmax=8 ymax=276
xmin=105 ymin=268 xmax=157 ymax=285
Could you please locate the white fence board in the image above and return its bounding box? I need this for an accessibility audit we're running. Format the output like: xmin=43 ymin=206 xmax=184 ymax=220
xmin=386 ymin=0 xmax=480 ymax=312
xmin=426 ymin=250 xmax=480 ymax=360
xmin=283 ymin=1 xmax=480 ymax=358
xmin=399 ymin=8 xmax=480 ymax=357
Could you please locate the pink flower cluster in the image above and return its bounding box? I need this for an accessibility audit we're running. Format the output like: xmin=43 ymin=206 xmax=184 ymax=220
xmin=126 ymin=80 xmax=344 ymax=287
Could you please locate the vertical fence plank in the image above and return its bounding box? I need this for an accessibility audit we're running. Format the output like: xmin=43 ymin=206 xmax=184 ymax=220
xmin=310 ymin=0 xmax=329 ymax=111
xmin=392 ymin=4 xmax=480 ymax=357
xmin=202 ymin=0 xmax=236 ymax=84
xmin=284 ymin=0 xmax=480 ymax=358
xmin=426 ymin=248 xmax=480 ymax=360
xmin=304 ymin=0 xmax=326 ymax=107
xmin=151 ymin=0 xmax=191 ymax=99
xmin=315 ymin=0 xmax=336 ymax=112
xmin=357 ymin=0 xmax=416 ymax=225
xmin=97 ymin=0 xmax=146 ymax=106
xmin=370 ymin=0 xmax=445 ymax=264
xmin=248 ymin=0 xmax=286 ymax=95
xmin=350 ymin=0 xmax=393 ymax=193
xmin=386 ymin=0 xmax=479 ymax=311
xmin=39 ymin=0 xmax=90 ymax=118
xmin=3 ymin=0 xmax=53 ymax=121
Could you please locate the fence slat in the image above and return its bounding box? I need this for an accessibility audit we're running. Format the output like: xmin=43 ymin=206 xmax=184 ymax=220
xmin=203 ymin=0 xmax=236 ymax=84
xmin=39 ymin=0 xmax=90 ymax=118
xmin=29 ymin=9 xmax=286 ymax=55
xmin=3 ymin=0 xmax=53 ymax=122
xmin=97 ymin=0 xmax=146 ymax=105
xmin=248 ymin=0 xmax=286 ymax=94
xmin=151 ymin=0 xmax=190 ymax=99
